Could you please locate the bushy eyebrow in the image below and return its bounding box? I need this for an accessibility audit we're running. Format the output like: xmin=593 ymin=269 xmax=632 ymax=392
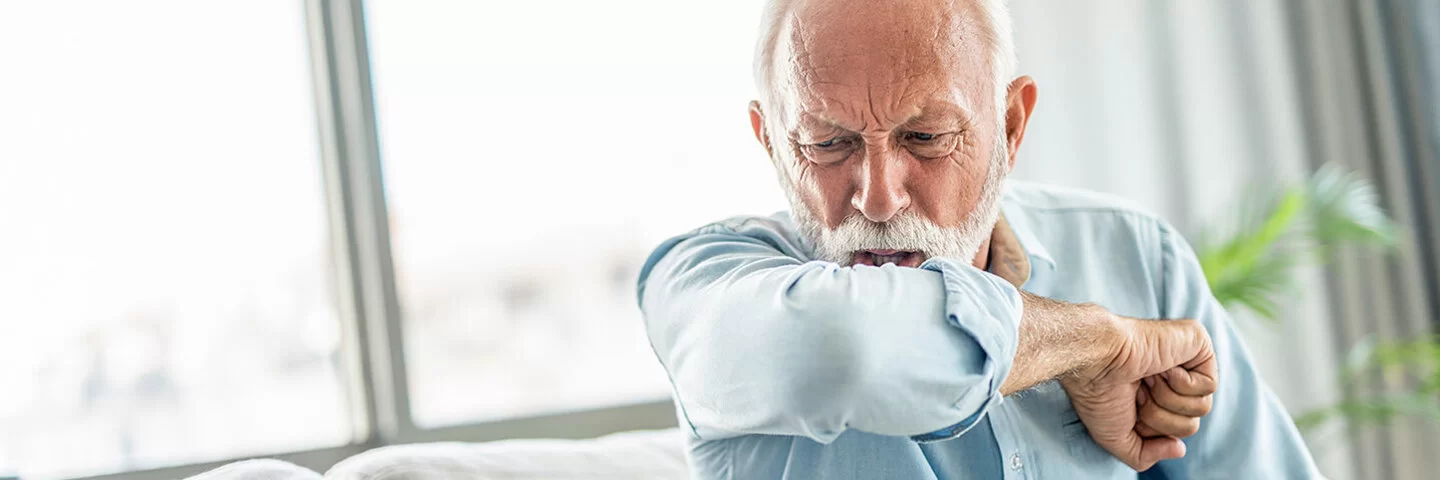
xmin=902 ymin=101 xmax=971 ymax=130
xmin=793 ymin=99 xmax=973 ymax=138
xmin=790 ymin=112 xmax=854 ymax=140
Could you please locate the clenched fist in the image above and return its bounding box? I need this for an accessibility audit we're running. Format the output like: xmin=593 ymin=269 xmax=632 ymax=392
xmin=1061 ymin=315 xmax=1219 ymax=472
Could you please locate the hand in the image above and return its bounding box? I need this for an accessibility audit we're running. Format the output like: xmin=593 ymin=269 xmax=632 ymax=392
xmin=1134 ymin=364 xmax=1218 ymax=439
xmin=1060 ymin=314 xmax=1218 ymax=472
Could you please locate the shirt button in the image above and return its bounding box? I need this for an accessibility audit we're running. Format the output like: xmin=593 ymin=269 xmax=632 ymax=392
xmin=1010 ymin=453 xmax=1024 ymax=471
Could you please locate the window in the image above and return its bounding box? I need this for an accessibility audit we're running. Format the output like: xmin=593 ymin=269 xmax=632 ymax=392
xmin=0 ymin=0 xmax=792 ymax=477
xmin=0 ymin=2 xmax=348 ymax=478
xmin=363 ymin=0 xmax=786 ymax=427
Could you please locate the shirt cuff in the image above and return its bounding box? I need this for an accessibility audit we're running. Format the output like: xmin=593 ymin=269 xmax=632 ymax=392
xmin=910 ymin=257 xmax=1024 ymax=442
xmin=910 ymin=392 xmax=1002 ymax=443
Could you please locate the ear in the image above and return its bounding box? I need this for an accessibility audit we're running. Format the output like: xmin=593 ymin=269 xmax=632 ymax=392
xmin=1002 ymin=76 xmax=1039 ymax=171
xmin=749 ymin=100 xmax=775 ymax=158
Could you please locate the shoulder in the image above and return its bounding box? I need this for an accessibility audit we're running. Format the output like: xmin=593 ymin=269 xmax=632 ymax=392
xmin=635 ymin=211 xmax=810 ymax=300
xmin=1001 ymin=182 xmax=1197 ymax=317
xmin=1001 ymin=180 xmax=1177 ymax=239
xmin=673 ymin=211 xmax=810 ymax=257
xmin=702 ymin=211 xmax=801 ymax=236
xmin=1002 ymin=180 xmax=1165 ymax=221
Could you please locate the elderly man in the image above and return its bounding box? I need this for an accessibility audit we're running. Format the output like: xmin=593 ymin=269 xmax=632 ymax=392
xmin=637 ymin=0 xmax=1321 ymax=478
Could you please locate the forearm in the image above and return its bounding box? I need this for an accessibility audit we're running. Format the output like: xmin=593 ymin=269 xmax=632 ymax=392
xmin=642 ymin=228 xmax=1027 ymax=441
xmin=999 ymin=292 xmax=1118 ymax=395
xmin=648 ymin=258 xmax=1016 ymax=440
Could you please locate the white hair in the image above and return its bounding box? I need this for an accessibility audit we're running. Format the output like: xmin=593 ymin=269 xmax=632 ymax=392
xmin=752 ymin=0 xmax=1017 ymax=122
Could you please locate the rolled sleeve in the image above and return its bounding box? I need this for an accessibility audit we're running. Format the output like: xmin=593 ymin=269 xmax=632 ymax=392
xmin=639 ymin=218 xmax=1026 ymax=443
xmin=911 ymin=257 xmax=1024 ymax=442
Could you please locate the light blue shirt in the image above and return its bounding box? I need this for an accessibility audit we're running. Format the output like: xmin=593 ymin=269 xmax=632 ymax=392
xmin=637 ymin=181 xmax=1321 ymax=479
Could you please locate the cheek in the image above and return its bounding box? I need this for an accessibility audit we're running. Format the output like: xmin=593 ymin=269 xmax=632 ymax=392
xmin=908 ymin=153 xmax=989 ymax=227
xmin=794 ymin=163 xmax=855 ymax=228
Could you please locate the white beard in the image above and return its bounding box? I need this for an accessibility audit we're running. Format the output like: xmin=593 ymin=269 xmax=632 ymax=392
xmin=784 ymin=132 xmax=1009 ymax=265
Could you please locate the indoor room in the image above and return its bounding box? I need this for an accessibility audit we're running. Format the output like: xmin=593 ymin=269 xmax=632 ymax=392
xmin=1 ymin=1 xmax=1437 ymax=479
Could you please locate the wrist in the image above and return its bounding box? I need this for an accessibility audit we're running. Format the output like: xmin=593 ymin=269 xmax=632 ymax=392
xmin=1067 ymin=303 xmax=1128 ymax=382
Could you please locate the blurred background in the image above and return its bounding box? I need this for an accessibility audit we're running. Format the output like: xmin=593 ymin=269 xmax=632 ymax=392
xmin=0 ymin=1 xmax=1436 ymax=479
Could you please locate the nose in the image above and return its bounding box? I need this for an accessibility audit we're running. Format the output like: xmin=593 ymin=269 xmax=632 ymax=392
xmin=851 ymin=145 xmax=911 ymax=223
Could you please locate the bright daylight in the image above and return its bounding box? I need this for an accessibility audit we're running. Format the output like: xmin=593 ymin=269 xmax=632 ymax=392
xmin=1 ymin=1 xmax=1437 ymax=479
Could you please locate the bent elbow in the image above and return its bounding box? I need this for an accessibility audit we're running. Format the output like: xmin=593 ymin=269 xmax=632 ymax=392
xmin=757 ymin=303 xmax=878 ymax=442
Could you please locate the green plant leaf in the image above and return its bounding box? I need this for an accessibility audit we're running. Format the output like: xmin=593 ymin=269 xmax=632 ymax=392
xmin=1195 ymin=164 xmax=1424 ymax=435
xmin=1303 ymin=336 xmax=1440 ymax=434
xmin=1208 ymin=251 xmax=1298 ymax=321
xmin=1294 ymin=393 xmax=1440 ymax=434
xmin=1199 ymin=189 xmax=1306 ymax=321
xmin=1306 ymin=163 xmax=1397 ymax=248
xmin=1340 ymin=335 xmax=1379 ymax=382
xmin=1197 ymin=164 xmax=1398 ymax=323
xmin=1367 ymin=336 xmax=1440 ymax=390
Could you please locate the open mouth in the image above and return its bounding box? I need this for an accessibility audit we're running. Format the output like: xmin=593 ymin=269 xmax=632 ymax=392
xmin=851 ymin=249 xmax=925 ymax=268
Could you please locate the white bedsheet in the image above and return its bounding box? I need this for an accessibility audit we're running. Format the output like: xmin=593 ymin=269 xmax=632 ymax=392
xmin=189 ymin=428 xmax=689 ymax=480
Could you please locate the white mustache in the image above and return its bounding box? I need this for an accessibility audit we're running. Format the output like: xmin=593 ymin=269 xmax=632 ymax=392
xmin=817 ymin=211 xmax=967 ymax=260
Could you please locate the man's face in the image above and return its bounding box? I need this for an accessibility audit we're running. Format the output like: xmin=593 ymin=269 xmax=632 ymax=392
xmin=757 ymin=0 xmax=1014 ymax=268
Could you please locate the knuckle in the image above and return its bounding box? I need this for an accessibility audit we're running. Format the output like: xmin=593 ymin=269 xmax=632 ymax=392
xmin=1172 ymin=396 xmax=1205 ymax=415
xmin=1182 ymin=420 xmax=1201 ymax=437
xmin=1156 ymin=392 xmax=1192 ymax=412
xmin=1177 ymin=375 xmax=1217 ymax=396
xmin=1171 ymin=402 xmax=1200 ymax=417
xmin=1157 ymin=385 xmax=1184 ymax=403
xmin=1175 ymin=401 xmax=1204 ymax=418
xmin=1198 ymin=397 xmax=1214 ymax=415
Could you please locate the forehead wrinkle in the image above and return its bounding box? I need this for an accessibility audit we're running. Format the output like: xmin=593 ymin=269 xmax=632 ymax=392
xmin=800 ymin=86 xmax=935 ymax=135
xmin=828 ymin=97 xmax=854 ymax=128
xmin=806 ymin=69 xmax=932 ymax=130
xmin=779 ymin=0 xmax=987 ymax=135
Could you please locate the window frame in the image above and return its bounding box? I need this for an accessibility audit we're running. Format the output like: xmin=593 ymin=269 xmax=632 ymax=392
xmin=67 ymin=1 xmax=675 ymax=479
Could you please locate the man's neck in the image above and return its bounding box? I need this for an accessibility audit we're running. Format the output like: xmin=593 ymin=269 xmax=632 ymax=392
xmin=972 ymin=237 xmax=993 ymax=272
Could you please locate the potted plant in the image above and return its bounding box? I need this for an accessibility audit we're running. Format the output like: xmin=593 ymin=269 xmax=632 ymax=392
xmin=1195 ymin=164 xmax=1439 ymax=441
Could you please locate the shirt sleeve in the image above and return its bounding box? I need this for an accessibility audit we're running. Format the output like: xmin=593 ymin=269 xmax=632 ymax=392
xmin=1147 ymin=223 xmax=1323 ymax=479
xmin=636 ymin=218 xmax=1023 ymax=444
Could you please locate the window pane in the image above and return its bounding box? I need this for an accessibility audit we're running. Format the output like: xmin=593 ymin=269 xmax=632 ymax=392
xmin=0 ymin=2 xmax=349 ymax=478
xmin=365 ymin=0 xmax=785 ymax=427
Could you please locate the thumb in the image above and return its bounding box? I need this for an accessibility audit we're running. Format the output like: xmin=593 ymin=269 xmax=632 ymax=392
xmin=1135 ymin=436 xmax=1186 ymax=471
